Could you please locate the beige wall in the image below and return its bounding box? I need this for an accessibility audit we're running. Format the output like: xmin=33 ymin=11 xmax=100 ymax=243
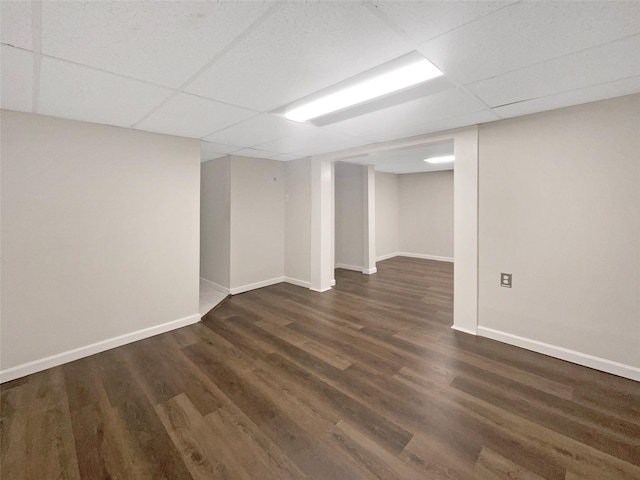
xmin=229 ymin=156 xmax=285 ymax=290
xmin=200 ymin=157 xmax=230 ymax=288
xmin=335 ymin=162 xmax=365 ymax=269
xmin=285 ymin=158 xmax=311 ymax=285
xmin=375 ymin=172 xmax=399 ymax=259
xmin=1 ymin=110 xmax=200 ymax=374
xmin=399 ymin=170 xmax=454 ymax=259
xmin=200 ymin=155 xmax=288 ymax=293
xmin=374 ymin=170 xmax=454 ymax=261
xmin=478 ymin=94 xmax=640 ymax=368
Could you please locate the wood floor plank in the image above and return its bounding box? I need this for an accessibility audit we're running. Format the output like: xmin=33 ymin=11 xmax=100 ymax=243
xmin=399 ymin=432 xmax=477 ymax=480
xmin=450 ymin=372 xmax=640 ymax=465
xmin=331 ymin=419 xmax=423 ymax=480
xmin=2 ymin=257 xmax=639 ymax=480
xmin=24 ymin=368 xmax=81 ymax=480
xmin=127 ymin=335 xmax=224 ymax=417
xmin=394 ymin=330 xmax=575 ymax=399
xmin=182 ymin=340 xmax=369 ymax=479
xmin=204 ymin=405 xmax=309 ymax=480
xmin=1 ymin=377 xmax=29 ymax=480
xmin=64 ymin=357 xmax=125 ymax=479
xmin=95 ymin=349 xmax=194 ymax=480
xmin=474 ymin=447 xmax=547 ymax=480
xmin=155 ymin=394 xmax=240 ymax=480
xmin=395 ymin=362 xmax=640 ymax=479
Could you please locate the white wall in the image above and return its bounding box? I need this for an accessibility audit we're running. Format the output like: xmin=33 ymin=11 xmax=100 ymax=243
xmin=399 ymin=170 xmax=454 ymax=260
xmin=1 ymin=110 xmax=200 ymax=380
xmin=478 ymin=94 xmax=640 ymax=373
xmin=229 ymin=156 xmax=285 ymax=292
xmin=334 ymin=162 xmax=365 ymax=270
xmin=375 ymin=172 xmax=399 ymax=260
xmin=285 ymin=158 xmax=311 ymax=287
xmin=200 ymin=157 xmax=230 ymax=289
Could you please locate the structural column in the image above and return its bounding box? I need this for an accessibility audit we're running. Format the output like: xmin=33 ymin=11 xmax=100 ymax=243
xmin=362 ymin=165 xmax=377 ymax=274
xmin=452 ymin=126 xmax=479 ymax=334
xmin=310 ymin=158 xmax=334 ymax=292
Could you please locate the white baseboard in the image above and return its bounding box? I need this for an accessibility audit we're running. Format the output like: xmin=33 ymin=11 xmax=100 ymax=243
xmin=200 ymin=276 xmax=230 ymax=295
xmin=477 ymin=326 xmax=640 ymax=382
xmin=335 ymin=264 xmax=377 ymax=275
xmin=330 ymin=279 xmax=336 ymax=287
xmin=376 ymin=252 xmax=398 ymax=262
xmin=398 ymin=252 xmax=454 ymax=262
xmin=310 ymin=286 xmax=332 ymax=293
xmin=376 ymin=252 xmax=454 ymax=263
xmin=451 ymin=325 xmax=477 ymax=335
xmin=230 ymin=276 xmax=285 ymax=295
xmin=335 ymin=263 xmax=363 ymax=272
xmin=284 ymin=276 xmax=311 ymax=289
xmin=0 ymin=314 xmax=201 ymax=384
xmin=212 ymin=275 xmax=312 ymax=294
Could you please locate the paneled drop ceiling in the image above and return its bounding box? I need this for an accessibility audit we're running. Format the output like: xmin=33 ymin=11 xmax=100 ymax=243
xmin=1 ymin=1 xmax=639 ymax=173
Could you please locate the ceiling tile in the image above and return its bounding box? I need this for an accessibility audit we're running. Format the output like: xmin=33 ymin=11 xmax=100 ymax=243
xmin=255 ymin=128 xmax=369 ymax=156
xmin=419 ymin=1 xmax=640 ymax=84
xmin=492 ymin=76 xmax=640 ymax=119
xmin=201 ymin=141 xmax=241 ymax=158
xmin=1 ymin=1 xmax=32 ymax=50
xmin=376 ymin=1 xmax=516 ymax=44
xmin=39 ymin=57 xmax=172 ymax=128
xmin=326 ymin=88 xmax=488 ymax=139
xmin=185 ymin=2 xmax=412 ymax=111
xmin=1 ymin=45 xmax=32 ymax=112
xmin=136 ymin=93 xmax=257 ymax=139
xmin=469 ymin=35 xmax=640 ymax=107
xmin=204 ymin=114 xmax=318 ymax=147
xmin=41 ymin=1 xmax=274 ymax=88
xmin=232 ymin=148 xmax=279 ymax=159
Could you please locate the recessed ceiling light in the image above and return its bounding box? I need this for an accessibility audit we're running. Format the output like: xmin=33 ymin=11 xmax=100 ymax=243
xmin=284 ymin=55 xmax=443 ymax=122
xmin=424 ymin=155 xmax=455 ymax=164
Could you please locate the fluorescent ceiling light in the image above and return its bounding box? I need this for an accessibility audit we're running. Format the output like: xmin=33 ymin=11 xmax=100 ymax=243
xmin=285 ymin=57 xmax=443 ymax=122
xmin=424 ymin=155 xmax=455 ymax=164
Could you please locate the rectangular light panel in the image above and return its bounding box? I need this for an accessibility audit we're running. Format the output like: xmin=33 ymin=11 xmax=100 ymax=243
xmin=424 ymin=155 xmax=455 ymax=164
xmin=285 ymin=55 xmax=443 ymax=122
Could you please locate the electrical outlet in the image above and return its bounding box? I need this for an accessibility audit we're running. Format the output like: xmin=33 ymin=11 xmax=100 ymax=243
xmin=501 ymin=273 xmax=512 ymax=288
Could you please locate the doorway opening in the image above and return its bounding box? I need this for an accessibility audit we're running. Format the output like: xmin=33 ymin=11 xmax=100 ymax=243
xmin=326 ymin=128 xmax=477 ymax=333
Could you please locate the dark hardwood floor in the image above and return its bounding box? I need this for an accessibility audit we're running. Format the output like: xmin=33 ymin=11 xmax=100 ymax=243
xmin=2 ymin=257 xmax=639 ymax=479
